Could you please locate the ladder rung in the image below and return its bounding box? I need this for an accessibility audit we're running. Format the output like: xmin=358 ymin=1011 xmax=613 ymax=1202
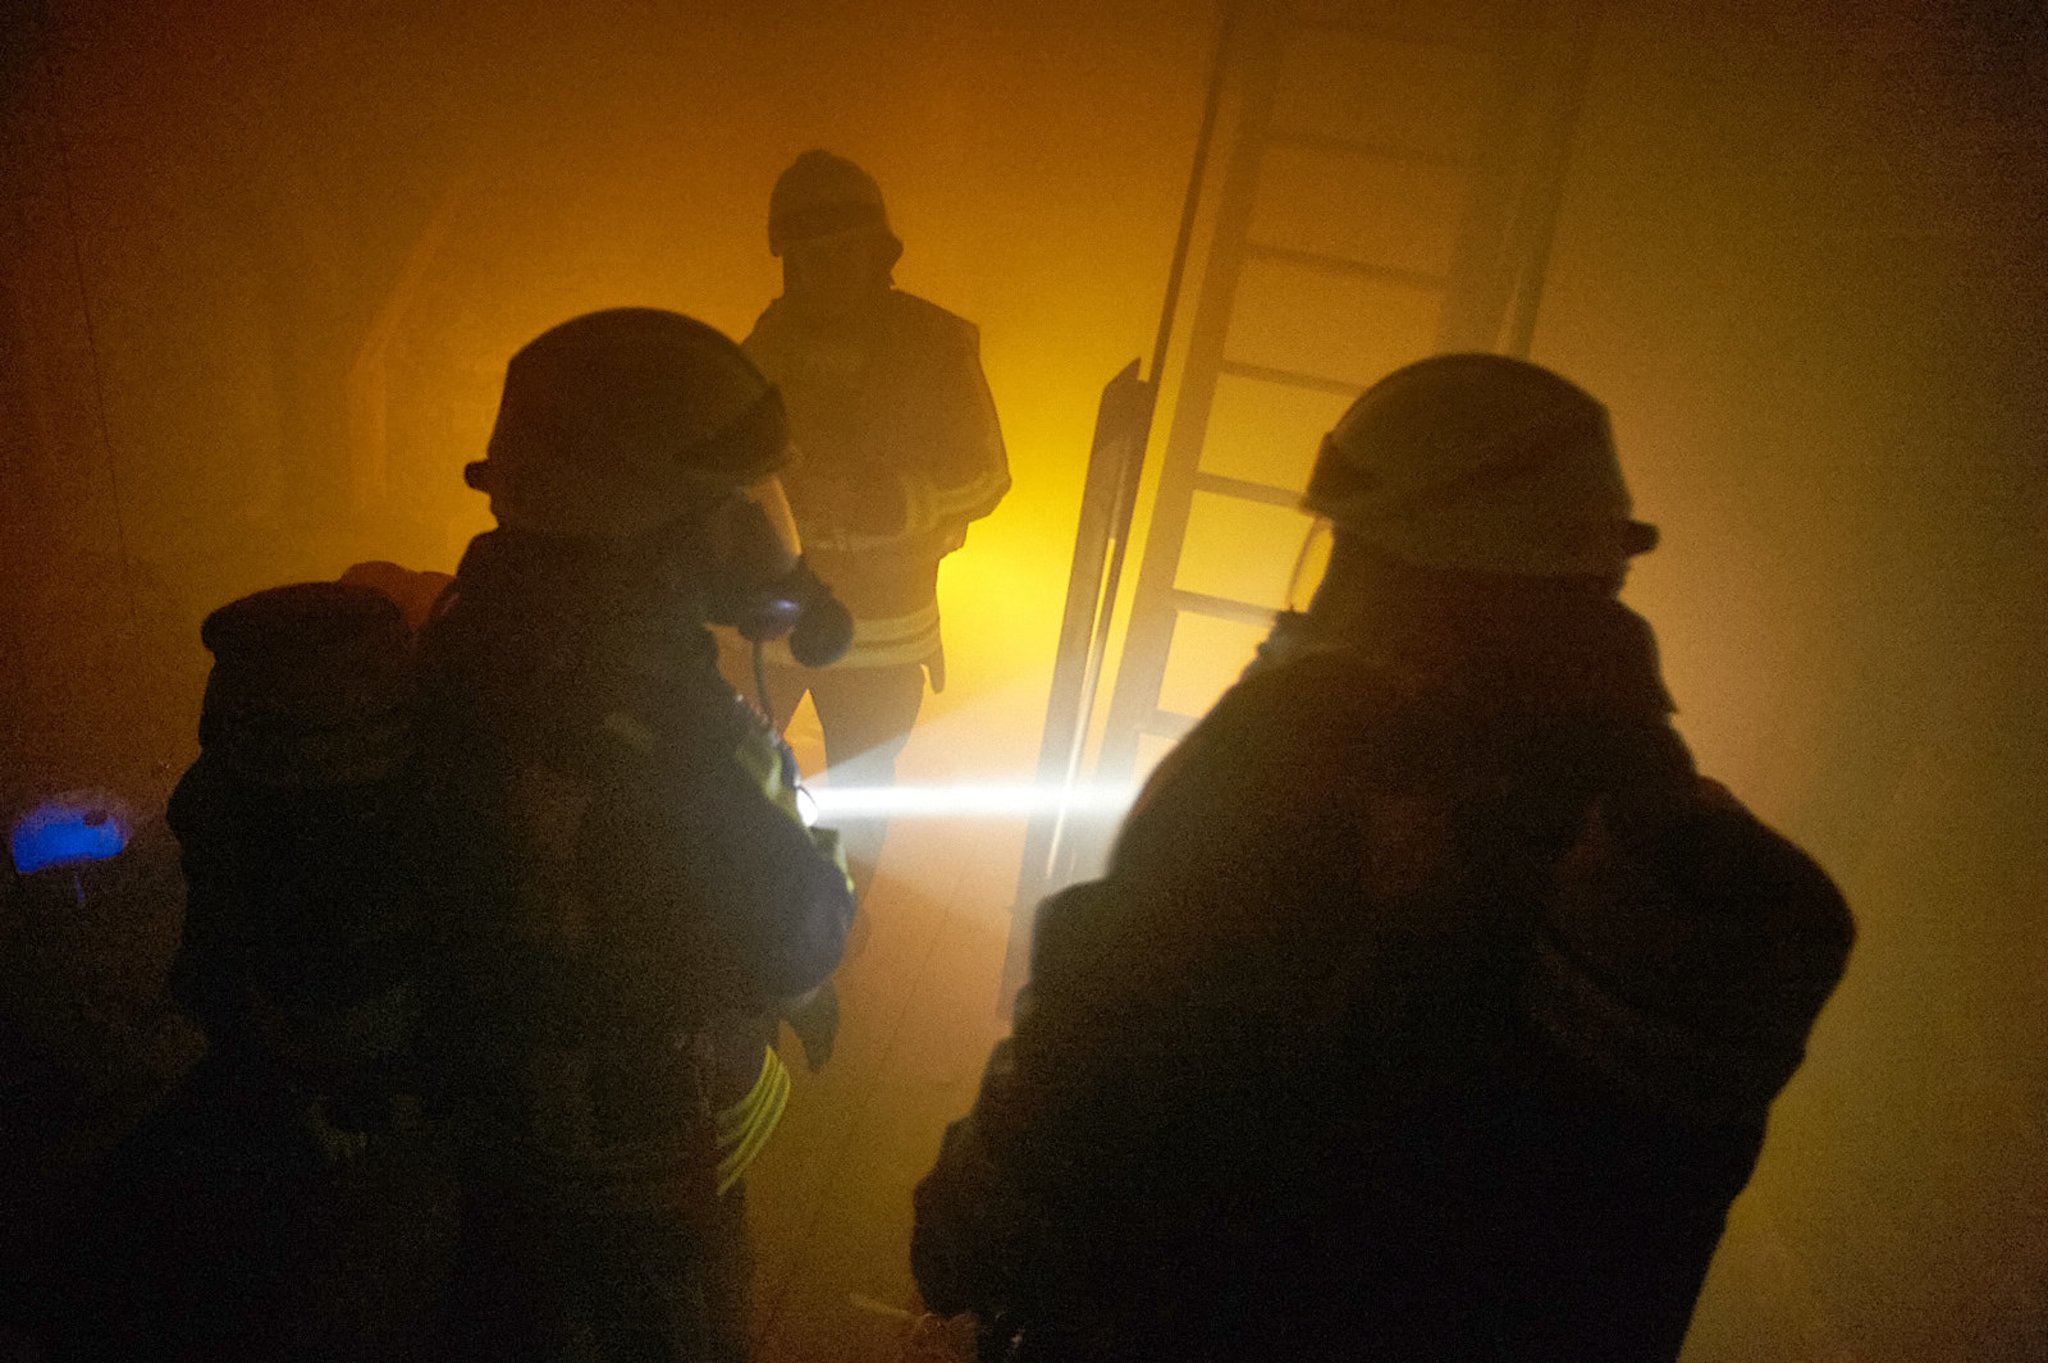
xmin=1259 ymin=127 xmax=1473 ymax=172
xmin=1170 ymin=589 xmax=1280 ymax=628
xmin=1242 ymin=241 xmax=1447 ymax=294
xmin=1192 ymin=471 xmax=1301 ymax=508
xmin=1216 ymin=360 xmax=1363 ymax=399
xmin=1143 ymin=710 xmax=1197 ymax=740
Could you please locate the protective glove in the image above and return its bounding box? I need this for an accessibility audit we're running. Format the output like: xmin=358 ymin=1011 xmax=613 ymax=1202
xmin=781 ymin=979 xmax=841 ymax=1072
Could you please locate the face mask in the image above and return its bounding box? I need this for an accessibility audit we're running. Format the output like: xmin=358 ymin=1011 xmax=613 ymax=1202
xmin=1241 ymin=520 xmax=1336 ymax=680
xmin=782 ymin=229 xmax=897 ymax=319
xmin=1286 ymin=517 xmax=1336 ymax=615
xmin=704 ymin=479 xmax=855 ymax=668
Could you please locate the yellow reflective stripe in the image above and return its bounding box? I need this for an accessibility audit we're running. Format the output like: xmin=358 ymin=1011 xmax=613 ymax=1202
xmin=924 ymin=465 xmax=1010 ymax=522
xmin=851 ymin=605 xmax=941 ymax=645
xmin=900 ymin=471 xmax=939 ymax=538
xmin=892 ymin=466 xmax=1008 ymax=537
xmin=803 ymin=464 xmax=1007 ymax=550
xmin=713 ymin=1044 xmax=791 ymax=1195
xmin=839 ymin=625 xmax=942 ymax=667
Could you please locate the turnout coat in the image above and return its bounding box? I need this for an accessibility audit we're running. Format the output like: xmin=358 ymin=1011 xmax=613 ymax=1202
xmin=914 ymin=596 xmax=1853 ymax=1363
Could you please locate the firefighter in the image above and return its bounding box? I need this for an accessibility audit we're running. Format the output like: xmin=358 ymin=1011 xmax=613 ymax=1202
xmin=736 ymin=149 xmax=1011 ymax=902
xmin=416 ymin=309 xmax=856 ymax=1361
xmin=912 ymin=354 xmax=1855 ymax=1362
xmin=52 ymin=585 xmax=455 ymax=1363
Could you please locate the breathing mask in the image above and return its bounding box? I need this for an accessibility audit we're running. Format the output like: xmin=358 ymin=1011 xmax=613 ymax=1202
xmin=705 ymin=476 xmax=855 ymax=669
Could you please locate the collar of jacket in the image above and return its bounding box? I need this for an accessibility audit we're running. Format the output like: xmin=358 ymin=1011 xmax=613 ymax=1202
xmin=1258 ymin=581 xmax=1675 ymax=721
xmin=435 ymin=530 xmax=720 ymax=741
xmin=454 ymin=529 xmax=708 ymax=637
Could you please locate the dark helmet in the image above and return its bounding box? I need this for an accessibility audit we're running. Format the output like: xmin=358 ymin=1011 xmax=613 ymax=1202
xmin=196 ymin=582 xmax=414 ymax=786
xmin=1304 ymin=353 xmax=1658 ymax=578
xmin=767 ymin=149 xmax=903 ymax=265
xmin=464 ymin=309 xmax=789 ymax=539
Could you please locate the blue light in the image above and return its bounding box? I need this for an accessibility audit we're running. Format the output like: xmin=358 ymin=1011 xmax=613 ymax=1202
xmin=9 ymin=792 xmax=131 ymax=875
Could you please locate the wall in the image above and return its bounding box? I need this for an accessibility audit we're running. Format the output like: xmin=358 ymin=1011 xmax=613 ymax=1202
xmin=1536 ymin=2 xmax=2047 ymax=1357
xmin=0 ymin=0 xmax=1218 ymax=811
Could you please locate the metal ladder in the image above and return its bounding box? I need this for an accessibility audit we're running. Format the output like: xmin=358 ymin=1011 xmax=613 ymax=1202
xmin=1006 ymin=0 xmax=1601 ymax=1002
xmin=1098 ymin=0 xmax=1602 ymax=777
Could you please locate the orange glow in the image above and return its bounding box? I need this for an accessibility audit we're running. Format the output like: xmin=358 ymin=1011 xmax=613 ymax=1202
xmin=5 ymin=3 xmax=2044 ymax=1360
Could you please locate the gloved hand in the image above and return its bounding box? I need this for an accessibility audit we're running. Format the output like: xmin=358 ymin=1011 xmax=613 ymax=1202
xmin=781 ymin=980 xmax=842 ymax=1072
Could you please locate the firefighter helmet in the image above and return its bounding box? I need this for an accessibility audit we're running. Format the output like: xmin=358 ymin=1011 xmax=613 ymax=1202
xmin=767 ymin=150 xmax=903 ymax=264
xmin=464 ymin=309 xmax=789 ymax=539
xmin=1304 ymin=353 xmax=1657 ymax=578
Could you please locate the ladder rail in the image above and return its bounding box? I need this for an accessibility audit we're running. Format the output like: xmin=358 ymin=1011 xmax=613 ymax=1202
xmin=1097 ymin=4 xmax=1289 ymax=780
xmin=1005 ymin=2 xmax=1606 ymax=1008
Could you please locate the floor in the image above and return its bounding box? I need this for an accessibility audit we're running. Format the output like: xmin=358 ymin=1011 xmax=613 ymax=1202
xmin=732 ymin=681 xmax=1040 ymax=1363
xmin=744 ymin=803 xmax=1021 ymax=1363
